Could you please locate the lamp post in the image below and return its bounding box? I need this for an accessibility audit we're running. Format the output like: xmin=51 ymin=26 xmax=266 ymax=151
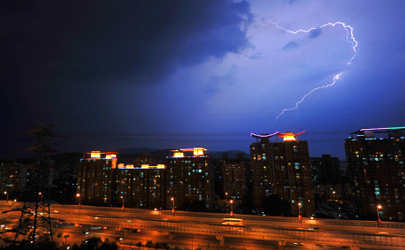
xmin=121 ymin=196 xmax=125 ymax=212
xmin=298 ymin=202 xmax=302 ymax=220
xmin=4 ymin=191 xmax=8 ymax=203
xmin=377 ymin=205 xmax=382 ymax=226
xmin=230 ymin=200 xmax=234 ymax=216
xmin=171 ymin=197 xmax=175 ymax=214
xmin=39 ymin=192 xmax=43 ymax=201
xmin=76 ymin=193 xmax=81 ymax=207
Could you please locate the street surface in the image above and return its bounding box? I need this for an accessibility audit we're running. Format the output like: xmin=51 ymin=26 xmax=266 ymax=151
xmin=1 ymin=201 xmax=405 ymax=249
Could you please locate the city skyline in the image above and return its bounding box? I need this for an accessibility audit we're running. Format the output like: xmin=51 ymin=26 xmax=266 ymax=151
xmin=2 ymin=1 xmax=405 ymax=160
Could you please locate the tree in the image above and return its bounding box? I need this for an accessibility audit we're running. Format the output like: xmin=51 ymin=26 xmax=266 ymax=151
xmin=87 ymin=236 xmax=102 ymax=250
xmin=99 ymin=242 xmax=118 ymax=250
xmin=136 ymin=241 xmax=143 ymax=250
xmin=56 ymin=232 xmax=63 ymax=243
xmin=79 ymin=242 xmax=90 ymax=250
xmin=161 ymin=242 xmax=171 ymax=250
xmin=145 ymin=241 xmax=154 ymax=250
xmin=154 ymin=242 xmax=162 ymax=250
xmin=64 ymin=234 xmax=70 ymax=244
xmin=263 ymin=195 xmax=291 ymax=216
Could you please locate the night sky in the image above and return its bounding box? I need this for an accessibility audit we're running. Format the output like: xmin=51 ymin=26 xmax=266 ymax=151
xmin=2 ymin=0 xmax=405 ymax=159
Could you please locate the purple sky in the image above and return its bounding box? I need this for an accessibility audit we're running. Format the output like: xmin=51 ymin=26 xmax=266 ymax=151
xmin=2 ymin=0 xmax=405 ymax=159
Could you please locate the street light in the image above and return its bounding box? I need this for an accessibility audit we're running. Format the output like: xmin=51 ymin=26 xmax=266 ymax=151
xmin=171 ymin=197 xmax=175 ymax=213
xmin=76 ymin=193 xmax=81 ymax=207
xmin=298 ymin=202 xmax=302 ymax=220
xmin=39 ymin=192 xmax=43 ymax=201
xmin=230 ymin=200 xmax=234 ymax=216
xmin=121 ymin=196 xmax=124 ymax=212
xmin=377 ymin=205 xmax=382 ymax=226
xmin=4 ymin=191 xmax=8 ymax=203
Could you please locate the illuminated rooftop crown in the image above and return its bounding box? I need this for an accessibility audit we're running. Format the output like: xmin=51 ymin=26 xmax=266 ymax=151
xmin=171 ymin=147 xmax=207 ymax=158
xmin=84 ymin=151 xmax=118 ymax=159
xmin=352 ymin=126 xmax=405 ymax=138
xmin=250 ymin=131 xmax=305 ymax=142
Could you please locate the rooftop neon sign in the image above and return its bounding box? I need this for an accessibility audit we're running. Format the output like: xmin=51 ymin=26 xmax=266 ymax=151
xmin=360 ymin=127 xmax=405 ymax=132
xmin=251 ymin=131 xmax=305 ymax=142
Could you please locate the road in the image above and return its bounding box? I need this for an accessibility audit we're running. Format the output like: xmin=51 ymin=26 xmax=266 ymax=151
xmin=1 ymin=201 xmax=405 ymax=249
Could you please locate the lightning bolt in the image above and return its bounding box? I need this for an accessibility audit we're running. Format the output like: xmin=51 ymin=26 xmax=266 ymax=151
xmin=276 ymin=73 xmax=342 ymax=119
xmin=262 ymin=20 xmax=358 ymax=119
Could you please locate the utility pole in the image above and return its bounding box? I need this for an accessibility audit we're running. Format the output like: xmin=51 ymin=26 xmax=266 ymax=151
xmin=13 ymin=121 xmax=56 ymax=249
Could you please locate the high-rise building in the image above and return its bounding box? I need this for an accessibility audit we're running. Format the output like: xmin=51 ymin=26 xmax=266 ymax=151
xmin=77 ymin=151 xmax=118 ymax=206
xmin=310 ymin=154 xmax=341 ymax=185
xmin=310 ymin=154 xmax=342 ymax=199
xmin=116 ymin=162 xmax=166 ymax=209
xmin=345 ymin=127 xmax=405 ymax=220
xmin=0 ymin=163 xmax=25 ymax=196
xmin=222 ymin=158 xmax=246 ymax=201
xmin=250 ymin=131 xmax=315 ymax=216
xmin=165 ymin=147 xmax=214 ymax=211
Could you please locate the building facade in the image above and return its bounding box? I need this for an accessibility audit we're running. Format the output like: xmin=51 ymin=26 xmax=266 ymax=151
xmin=77 ymin=151 xmax=118 ymax=206
xmin=310 ymin=154 xmax=342 ymax=199
xmin=250 ymin=131 xmax=315 ymax=216
xmin=222 ymin=160 xmax=246 ymax=201
xmin=165 ymin=147 xmax=214 ymax=211
xmin=345 ymin=127 xmax=405 ymax=220
xmin=116 ymin=162 xmax=166 ymax=209
xmin=310 ymin=154 xmax=341 ymax=185
xmin=0 ymin=163 xmax=25 ymax=198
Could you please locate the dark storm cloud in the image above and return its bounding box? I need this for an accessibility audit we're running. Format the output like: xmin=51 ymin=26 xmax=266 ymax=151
xmin=0 ymin=0 xmax=253 ymax=86
xmin=207 ymin=64 xmax=238 ymax=94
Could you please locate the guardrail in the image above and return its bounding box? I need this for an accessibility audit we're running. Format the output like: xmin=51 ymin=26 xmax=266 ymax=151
xmin=51 ymin=210 xmax=405 ymax=249
xmin=53 ymin=204 xmax=405 ymax=231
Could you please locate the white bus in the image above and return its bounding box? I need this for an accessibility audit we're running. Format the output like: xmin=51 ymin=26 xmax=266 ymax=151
xmin=222 ymin=218 xmax=243 ymax=226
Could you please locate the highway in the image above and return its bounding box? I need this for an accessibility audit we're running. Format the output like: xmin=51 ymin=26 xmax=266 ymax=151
xmin=1 ymin=201 xmax=405 ymax=250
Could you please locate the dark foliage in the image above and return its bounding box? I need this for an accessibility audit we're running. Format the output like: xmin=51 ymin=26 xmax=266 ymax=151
xmin=263 ymin=195 xmax=291 ymax=216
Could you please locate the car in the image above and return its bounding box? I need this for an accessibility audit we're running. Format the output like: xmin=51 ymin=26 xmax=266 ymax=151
xmin=131 ymin=229 xmax=141 ymax=233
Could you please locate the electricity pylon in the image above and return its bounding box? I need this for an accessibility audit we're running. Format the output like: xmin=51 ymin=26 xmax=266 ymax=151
xmin=13 ymin=121 xmax=56 ymax=249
